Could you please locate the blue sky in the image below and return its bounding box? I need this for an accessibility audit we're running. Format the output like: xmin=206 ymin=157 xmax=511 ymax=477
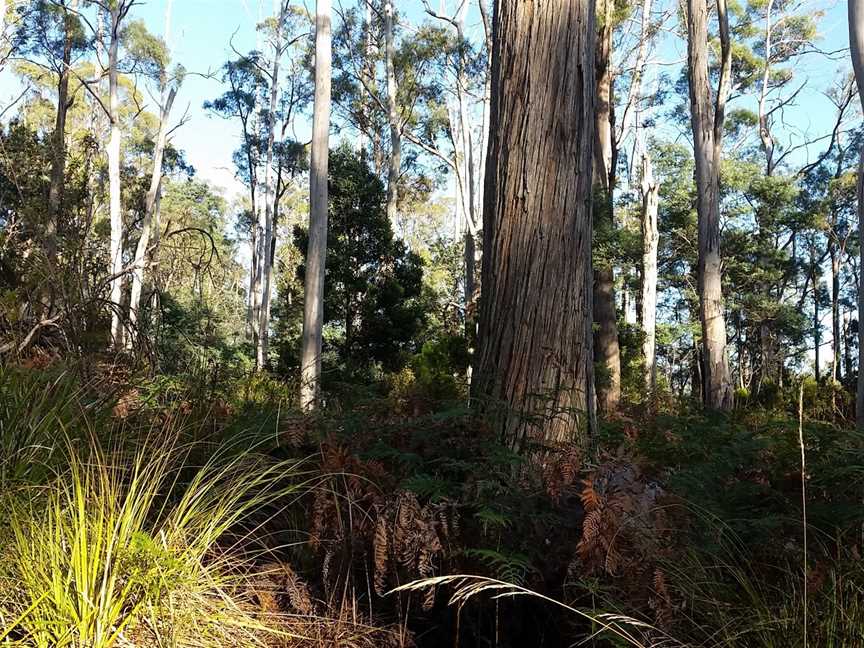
xmin=0 ymin=0 xmax=858 ymax=371
xmin=123 ymin=0 xmax=486 ymax=199
xmin=1 ymin=0 xmax=852 ymax=197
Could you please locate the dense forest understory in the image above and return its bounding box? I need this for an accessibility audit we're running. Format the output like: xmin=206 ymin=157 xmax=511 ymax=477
xmin=2 ymin=0 xmax=864 ymax=645
xmin=1 ymin=360 xmax=863 ymax=647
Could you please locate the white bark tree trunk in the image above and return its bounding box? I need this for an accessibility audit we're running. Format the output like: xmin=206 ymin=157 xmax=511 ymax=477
xmin=640 ymin=149 xmax=660 ymax=396
xmin=107 ymin=5 xmax=124 ymax=348
xmin=257 ymin=0 xmax=287 ymax=370
xmin=384 ymin=0 xmax=400 ymax=223
xmin=300 ymin=0 xmax=332 ymax=411
xmin=127 ymin=86 xmax=177 ymax=340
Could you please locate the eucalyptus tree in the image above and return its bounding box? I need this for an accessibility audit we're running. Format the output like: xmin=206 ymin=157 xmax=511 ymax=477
xmin=473 ymin=0 xmax=597 ymax=449
xmin=300 ymin=0 xmax=332 ymax=410
xmin=257 ymin=0 xmax=289 ymax=370
xmin=685 ymin=0 xmax=734 ymax=409
xmin=16 ymin=0 xmax=88 ymax=257
xmin=205 ymin=53 xmax=268 ymax=338
xmin=128 ymin=0 xmax=182 ymax=341
xmin=592 ymin=0 xmax=621 ymax=413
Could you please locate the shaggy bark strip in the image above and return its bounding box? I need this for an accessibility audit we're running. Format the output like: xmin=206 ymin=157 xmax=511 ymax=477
xmin=473 ymin=0 xmax=597 ymax=450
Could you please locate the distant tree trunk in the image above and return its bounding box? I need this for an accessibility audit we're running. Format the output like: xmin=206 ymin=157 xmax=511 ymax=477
xmin=812 ymin=245 xmax=820 ymax=381
xmin=357 ymin=0 xmax=372 ymax=156
xmin=830 ymin=244 xmax=841 ymax=381
xmin=128 ymin=85 xmax=177 ymax=340
xmin=248 ymin=213 xmax=259 ymax=335
xmin=383 ymin=0 xmax=400 ymax=223
xmin=472 ymin=0 xmax=596 ymax=451
xmin=851 ymin=0 xmax=864 ymax=428
xmin=257 ymin=0 xmax=287 ymax=370
xmin=593 ymin=0 xmax=621 ymax=414
xmin=107 ymin=5 xmax=124 ymax=348
xmin=640 ymin=149 xmax=660 ymax=396
xmin=47 ymin=0 xmax=78 ymax=260
xmin=686 ymin=0 xmax=734 ymax=410
xmin=476 ymin=0 xmax=492 ymax=223
xmin=300 ymin=0 xmax=332 ymax=411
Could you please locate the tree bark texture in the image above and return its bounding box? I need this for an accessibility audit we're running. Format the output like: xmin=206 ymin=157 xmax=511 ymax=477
xmin=640 ymin=150 xmax=659 ymax=396
xmin=852 ymin=0 xmax=864 ymax=428
xmin=686 ymin=0 xmax=734 ymax=410
xmin=472 ymin=0 xmax=597 ymax=451
xmin=592 ymin=0 xmax=621 ymax=414
xmin=384 ymin=0 xmax=400 ymax=223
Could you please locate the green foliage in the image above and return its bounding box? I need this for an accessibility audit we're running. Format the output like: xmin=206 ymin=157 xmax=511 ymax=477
xmin=291 ymin=146 xmax=426 ymax=375
xmin=0 ymin=412 xmax=308 ymax=647
xmin=0 ymin=364 xmax=114 ymax=488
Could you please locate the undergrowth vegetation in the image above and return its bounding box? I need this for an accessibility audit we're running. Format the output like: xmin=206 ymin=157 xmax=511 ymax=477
xmin=1 ymin=362 xmax=863 ymax=646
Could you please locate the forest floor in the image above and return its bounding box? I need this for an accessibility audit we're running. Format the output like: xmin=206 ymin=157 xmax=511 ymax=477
xmin=1 ymin=358 xmax=863 ymax=647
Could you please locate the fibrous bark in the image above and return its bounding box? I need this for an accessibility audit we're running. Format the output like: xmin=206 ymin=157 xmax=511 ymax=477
xmin=472 ymin=0 xmax=597 ymax=450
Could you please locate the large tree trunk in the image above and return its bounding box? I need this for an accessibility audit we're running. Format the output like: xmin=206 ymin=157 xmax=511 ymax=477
xmin=257 ymin=0 xmax=287 ymax=370
xmin=592 ymin=0 xmax=621 ymax=414
xmin=383 ymin=0 xmax=400 ymax=223
xmin=107 ymin=6 xmax=124 ymax=349
xmin=851 ymin=0 xmax=864 ymax=428
xmin=300 ymin=0 xmax=332 ymax=411
xmin=128 ymin=85 xmax=177 ymax=339
xmin=46 ymin=0 xmax=78 ymax=260
xmin=686 ymin=0 xmax=734 ymax=410
xmin=640 ymin=149 xmax=660 ymax=396
xmin=472 ymin=0 xmax=596 ymax=451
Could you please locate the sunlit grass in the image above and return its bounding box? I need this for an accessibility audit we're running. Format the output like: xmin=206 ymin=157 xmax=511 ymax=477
xmin=0 ymin=430 xmax=312 ymax=648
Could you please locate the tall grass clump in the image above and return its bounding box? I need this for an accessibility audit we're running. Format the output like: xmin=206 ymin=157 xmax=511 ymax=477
xmin=0 ymin=430 xmax=311 ymax=648
xmin=658 ymin=528 xmax=864 ymax=648
xmin=0 ymin=364 xmax=113 ymax=487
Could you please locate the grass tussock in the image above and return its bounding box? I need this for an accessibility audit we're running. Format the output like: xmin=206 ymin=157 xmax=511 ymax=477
xmin=0 ymin=427 xmax=312 ymax=648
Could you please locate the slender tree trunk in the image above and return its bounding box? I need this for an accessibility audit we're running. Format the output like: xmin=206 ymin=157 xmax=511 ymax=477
xmin=251 ymin=207 xmax=263 ymax=349
xmin=844 ymin=309 xmax=854 ymax=379
xmin=47 ymin=0 xmax=78 ymax=260
xmin=383 ymin=0 xmax=400 ymax=222
xmin=247 ymin=205 xmax=258 ymax=334
xmin=257 ymin=0 xmax=287 ymax=370
xmin=300 ymin=0 xmax=331 ymax=411
xmin=686 ymin=0 xmax=734 ymax=410
xmin=452 ymin=4 xmax=479 ymax=335
xmin=472 ymin=0 xmax=596 ymax=451
xmin=357 ymin=0 xmax=372 ymax=156
xmin=830 ymin=245 xmax=841 ymax=381
xmin=128 ymin=85 xmax=177 ymax=339
xmin=476 ymin=0 xmax=492 ymax=227
xmin=812 ymin=246 xmax=821 ymax=381
xmin=640 ymin=149 xmax=660 ymax=397
xmin=107 ymin=6 xmax=124 ymax=348
xmin=593 ymin=0 xmax=621 ymax=414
